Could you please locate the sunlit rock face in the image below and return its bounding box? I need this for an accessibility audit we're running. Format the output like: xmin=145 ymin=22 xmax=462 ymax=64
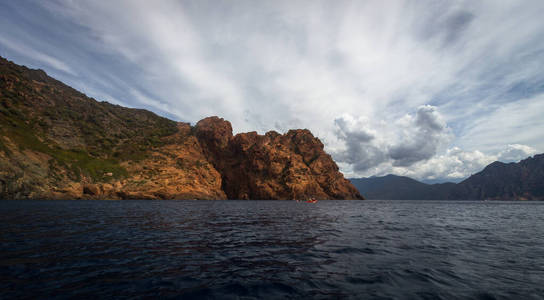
xmin=0 ymin=56 xmax=362 ymax=200
xmin=195 ymin=117 xmax=363 ymax=200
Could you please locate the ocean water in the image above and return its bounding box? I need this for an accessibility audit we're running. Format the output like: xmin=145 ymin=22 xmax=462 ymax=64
xmin=1 ymin=200 xmax=543 ymax=299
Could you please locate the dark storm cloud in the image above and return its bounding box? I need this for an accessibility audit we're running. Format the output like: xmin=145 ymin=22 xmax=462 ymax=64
xmin=342 ymin=144 xmax=388 ymax=173
xmin=334 ymin=106 xmax=450 ymax=171
xmin=389 ymin=105 xmax=448 ymax=166
xmin=334 ymin=117 xmax=374 ymax=143
xmin=333 ymin=116 xmax=387 ymax=172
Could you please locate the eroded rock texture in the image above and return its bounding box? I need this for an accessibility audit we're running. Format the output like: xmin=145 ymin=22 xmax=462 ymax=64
xmin=195 ymin=117 xmax=363 ymax=200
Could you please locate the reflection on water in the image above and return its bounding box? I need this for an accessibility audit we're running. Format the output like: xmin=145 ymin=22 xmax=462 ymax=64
xmin=1 ymin=200 xmax=544 ymax=299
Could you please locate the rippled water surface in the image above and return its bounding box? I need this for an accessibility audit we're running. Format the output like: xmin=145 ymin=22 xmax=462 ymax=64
xmin=1 ymin=200 xmax=544 ymax=299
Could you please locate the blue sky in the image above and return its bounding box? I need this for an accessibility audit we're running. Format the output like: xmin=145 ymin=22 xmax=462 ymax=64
xmin=1 ymin=0 xmax=543 ymax=182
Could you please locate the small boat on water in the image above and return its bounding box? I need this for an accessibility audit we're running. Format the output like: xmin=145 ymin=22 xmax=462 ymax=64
xmin=306 ymin=197 xmax=317 ymax=203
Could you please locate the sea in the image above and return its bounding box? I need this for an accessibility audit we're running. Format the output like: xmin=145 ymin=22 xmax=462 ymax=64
xmin=1 ymin=200 xmax=543 ymax=299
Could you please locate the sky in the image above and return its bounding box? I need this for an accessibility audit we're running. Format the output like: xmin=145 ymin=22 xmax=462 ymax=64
xmin=1 ymin=0 xmax=543 ymax=182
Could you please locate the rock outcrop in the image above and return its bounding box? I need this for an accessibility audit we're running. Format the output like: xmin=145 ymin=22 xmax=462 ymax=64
xmin=0 ymin=56 xmax=362 ymax=200
xmin=195 ymin=117 xmax=363 ymax=200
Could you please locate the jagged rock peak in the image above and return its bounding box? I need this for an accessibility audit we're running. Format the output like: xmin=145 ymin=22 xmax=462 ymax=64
xmin=193 ymin=118 xmax=363 ymax=200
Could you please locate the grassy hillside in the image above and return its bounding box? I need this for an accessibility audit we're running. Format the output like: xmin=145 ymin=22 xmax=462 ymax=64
xmin=0 ymin=56 xmax=179 ymax=197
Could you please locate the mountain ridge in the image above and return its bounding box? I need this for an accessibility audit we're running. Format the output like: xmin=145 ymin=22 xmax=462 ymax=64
xmin=350 ymin=174 xmax=456 ymax=200
xmin=350 ymin=154 xmax=544 ymax=200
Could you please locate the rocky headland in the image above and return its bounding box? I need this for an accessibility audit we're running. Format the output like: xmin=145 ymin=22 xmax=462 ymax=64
xmin=0 ymin=56 xmax=362 ymax=200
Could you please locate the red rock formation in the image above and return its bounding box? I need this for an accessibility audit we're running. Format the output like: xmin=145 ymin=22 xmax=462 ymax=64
xmin=0 ymin=56 xmax=363 ymax=200
xmin=195 ymin=116 xmax=363 ymax=200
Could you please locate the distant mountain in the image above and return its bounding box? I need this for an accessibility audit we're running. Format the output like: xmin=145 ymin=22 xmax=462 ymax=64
xmin=349 ymin=175 xmax=456 ymax=200
xmin=420 ymin=178 xmax=464 ymax=184
xmin=350 ymin=154 xmax=544 ymax=200
xmin=451 ymin=154 xmax=544 ymax=200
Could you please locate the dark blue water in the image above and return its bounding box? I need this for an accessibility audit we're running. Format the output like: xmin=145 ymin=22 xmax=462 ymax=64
xmin=1 ymin=200 xmax=543 ymax=299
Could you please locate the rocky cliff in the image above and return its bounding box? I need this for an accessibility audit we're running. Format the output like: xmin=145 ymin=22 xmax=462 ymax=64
xmin=0 ymin=56 xmax=362 ymax=200
xmin=195 ymin=117 xmax=362 ymax=200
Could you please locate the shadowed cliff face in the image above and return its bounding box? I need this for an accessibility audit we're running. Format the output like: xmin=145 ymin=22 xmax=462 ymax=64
xmin=0 ymin=56 xmax=362 ymax=200
xmin=195 ymin=117 xmax=363 ymax=200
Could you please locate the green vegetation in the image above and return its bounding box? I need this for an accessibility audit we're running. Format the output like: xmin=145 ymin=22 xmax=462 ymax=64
xmin=0 ymin=110 xmax=128 ymax=182
xmin=1 ymin=57 xmax=181 ymax=183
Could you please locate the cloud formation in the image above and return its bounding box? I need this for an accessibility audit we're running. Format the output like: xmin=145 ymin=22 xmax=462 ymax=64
xmin=333 ymin=105 xmax=539 ymax=182
xmin=406 ymin=144 xmax=538 ymax=182
xmin=334 ymin=105 xmax=451 ymax=171
xmin=497 ymin=144 xmax=538 ymax=163
xmin=333 ymin=114 xmax=385 ymax=172
xmin=389 ymin=105 xmax=450 ymax=167
xmin=0 ymin=0 xmax=543 ymax=182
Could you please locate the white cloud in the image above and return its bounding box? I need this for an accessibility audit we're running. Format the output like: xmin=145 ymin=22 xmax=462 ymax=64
xmin=401 ymin=148 xmax=496 ymax=181
xmin=333 ymin=105 xmax=539 ymax=182
xmin=407 ymin=143 xmax=538 ymax=181
xmin=497 ymin=144 xmax=538 ymax=163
